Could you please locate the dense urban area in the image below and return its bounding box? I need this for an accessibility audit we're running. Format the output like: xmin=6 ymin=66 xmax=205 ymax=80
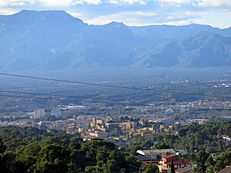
xmin=0 ymin=73 xmax=230 ymax=173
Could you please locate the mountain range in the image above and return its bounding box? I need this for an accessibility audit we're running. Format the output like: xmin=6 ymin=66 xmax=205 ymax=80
xmin=0 ymin=10 xmax=231 ymax=72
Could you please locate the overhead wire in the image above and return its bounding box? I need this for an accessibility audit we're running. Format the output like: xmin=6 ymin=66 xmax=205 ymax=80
xmin=0 ymin=72 xmax=154 ymax=105
xmin=0 ymin=72 xmax=152 ymax=91
xmin=0 ymin=93 xmax=50 ymax=100
xmin=0 ymin=89 xmax=86 ymax=99
xmin=0 ymin=89 xmax=130 ymax=105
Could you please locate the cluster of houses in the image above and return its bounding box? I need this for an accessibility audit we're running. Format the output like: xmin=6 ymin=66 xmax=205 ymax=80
xmin=77 ymin=116 xmax=167 ymax=140
xmin=136 ymin=149 xmax=231 ymax=173
xmin=136 ymin=149 xmax=192 ymax=173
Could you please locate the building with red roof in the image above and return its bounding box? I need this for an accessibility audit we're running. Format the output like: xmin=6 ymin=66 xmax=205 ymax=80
xmin=158 ymin=155 xmax=191 ymax=173
xmin=218 ymin=166 xmax=231 ymax=173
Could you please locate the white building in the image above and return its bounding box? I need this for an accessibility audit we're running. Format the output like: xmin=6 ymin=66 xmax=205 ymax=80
xmin=34 ymin=109 xmax=46 ymax=119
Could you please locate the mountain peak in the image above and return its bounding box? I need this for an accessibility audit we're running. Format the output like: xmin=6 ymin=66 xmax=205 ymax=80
xmin=106 ymin=21 xmax=127 ymax=28
xmin=0 ymin=11 xmax=231 ymax=71
xmin=13 ymin=10 xmax=84 ymax=25
xmin=17 ymin=10 xmax=69 ymax=16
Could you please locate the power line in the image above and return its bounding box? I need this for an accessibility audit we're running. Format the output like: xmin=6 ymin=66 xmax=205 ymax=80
xmin=0 ymin=93 xmax=50 ymax=100
xmin=0 ymin=90 xmax=86 ymax=100
xmin=0 ymin=89 xmax=130 ymax=103
xmin=0 ymin=90 xmax=127 ymax=105
xmin=0 ymin=72 xmax=152 ymax=91
xmin=0 ymin=89 xmax=86 ymax=99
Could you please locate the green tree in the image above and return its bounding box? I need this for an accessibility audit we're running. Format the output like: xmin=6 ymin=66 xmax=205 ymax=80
xmin=68 ymin=138 xmax=85 ymax=173
xmin=194 ymin=151 xmax=209 ymax=173
xmin=205 ymin=155 xmax=215 ymax=173
xmin=142 ymin=164 xmax=159 ymax=173
xmin=214 ymin=151 xmax=231 ymax=172
xmin=16 ymin=142 xmax=41 ymax=173
xmin=85 ymin=166 xmax=96 ymax=173
xmin=35 ymin=144 xmax=69 ymax=173
xmin=1 ymin=151 xmax=20 ymax=173
xmin=0 ymin=138 xmax=6 ymax=154
xmin=153 ymin=142 xmax=170 ymax=149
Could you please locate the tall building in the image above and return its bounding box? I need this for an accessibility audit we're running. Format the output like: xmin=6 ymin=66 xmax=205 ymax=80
xmin=34 ymin=109 xmax=46 ymax=119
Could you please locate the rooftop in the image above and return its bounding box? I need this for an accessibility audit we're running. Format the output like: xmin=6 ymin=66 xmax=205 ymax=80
xmin=137 ymin=149 xmax=175 ymax=156
xmin=218 ymin=166 xmax=231 ymax=173
xmin=176 ymin=168 xmax=192 ymax=173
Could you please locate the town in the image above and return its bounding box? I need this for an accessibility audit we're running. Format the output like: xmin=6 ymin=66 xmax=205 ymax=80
xmin=0 ymin=77 xmax=230 ymax=173
xmin=0 ymin=101 xmax=230 ymax=172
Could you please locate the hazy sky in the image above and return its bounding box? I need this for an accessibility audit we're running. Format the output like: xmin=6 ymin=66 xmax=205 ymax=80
xmin=0 ymin=0 xmax=231 ymax=28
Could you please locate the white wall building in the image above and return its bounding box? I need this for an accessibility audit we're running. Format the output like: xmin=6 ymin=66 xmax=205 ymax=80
xmin=34 ymin=109 xmax=46 ymax=119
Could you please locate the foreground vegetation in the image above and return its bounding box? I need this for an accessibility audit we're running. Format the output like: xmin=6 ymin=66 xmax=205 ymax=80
xmin=0 ymin=120 xmax=230 ymax=173
xmin=0 ymin=126 xmax=139 ymax=173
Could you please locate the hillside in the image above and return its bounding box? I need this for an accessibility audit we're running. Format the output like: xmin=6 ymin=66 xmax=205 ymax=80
xmin=134 ymin=32 xmax=231 ymax=68
xmin=0 ymin=10 xmax=231 ymax=71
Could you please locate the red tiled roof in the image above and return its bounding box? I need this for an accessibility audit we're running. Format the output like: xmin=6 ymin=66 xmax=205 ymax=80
xmin=173 ymin=161 xmax=189 ymax=165
xmin=162 ymin=155 xmax=176 ymax=159
xmin=162 ymin=155 xmax=178 ymax=161
xmin=218 ymin=166 xmax=231 ymax=173
xmin=176 ymin=168 xmax=192 ymax=173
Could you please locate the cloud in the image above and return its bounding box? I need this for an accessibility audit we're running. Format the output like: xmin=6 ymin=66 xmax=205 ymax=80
xmin=194 ymin=0 xmax=231 ymax=8
xmin=159 ymin=0 xmax=190 ymax=4
xmin=85 ymin=10 xmax=157 ymax=25
xmin=68 ymin=11 xmax=84 ymax=18
xmin=84 ymin=9 xmax=199 ymax=26
xmin=159 ymin=0 xmax=231 ymax=8
xmin=82 ymin=0 xmax=101 ymax=4
xmin=165 ymin=11 xmax=198 ymax=21
xmin=0 ymin=0 xmax=102 ymax=8
xmin=0 ymin=0 xmax=230 ymax=28
xmin=0 ymin=0 xmax=6 ymax=6
xmin=108 ymin=0 xmax=146 ymax=5
xmin=158 ymin=0 xmax=191 ymax=5
xmin=0 ymin=8 xmax=16 ymax=14
xmin=0 ymin=0 xmax=36 ymax=7
xmin=161 ymin=20 xmax=192 ymax=26
xmin=41 ymin=0 xmax=76 ymax=7
xmin=41 ymin=0 xmax=101 ymax=7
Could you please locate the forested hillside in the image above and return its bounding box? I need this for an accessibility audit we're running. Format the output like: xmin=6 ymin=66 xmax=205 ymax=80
xmin=0 ymin=120 xmax=230 ymax=173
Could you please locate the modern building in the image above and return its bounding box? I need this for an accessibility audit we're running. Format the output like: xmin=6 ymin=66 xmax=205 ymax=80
xmin=34 ymin=109 xmax=46 ymax=119
xmin=136 ymin=149 xmax=176 ymax=162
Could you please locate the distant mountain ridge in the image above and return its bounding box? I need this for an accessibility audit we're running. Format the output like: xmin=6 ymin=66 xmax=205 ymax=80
xmin=0 ymin=10 xmax=231 ymax=72
xmin=133 ymin=32 xmax=231 ymax=68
